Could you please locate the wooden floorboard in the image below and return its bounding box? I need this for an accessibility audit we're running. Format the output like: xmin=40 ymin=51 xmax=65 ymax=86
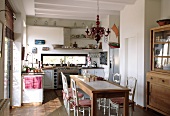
xmin=10 ymin=89 xmax=163 ymax=116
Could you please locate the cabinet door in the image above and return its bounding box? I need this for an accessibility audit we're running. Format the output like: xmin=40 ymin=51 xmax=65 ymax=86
xmin=81 ymin=69 xmax=95 ymax=75
xmin=151 ymin=28 xmax=170 ymax=72
xmin=149 ymin=83 xmax=170 ymax=114
xmin=44 ymin=70 xmax=54 ymax=89
xmin=94 ymin=69 xmax=104 ymax=77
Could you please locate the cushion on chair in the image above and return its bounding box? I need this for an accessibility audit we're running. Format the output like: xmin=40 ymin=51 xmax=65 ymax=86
xmin=62 ymin=91 xmax=84 ymax=100
xmin=110 ymin=97 xmax=134 ymax=105
xmin=79 ymin=99 xmax=91 ymax=107
xmin=69 ymin=92 xmax=84 ymax=98
xmin=72 ymin=99 xmax=91 ymax=107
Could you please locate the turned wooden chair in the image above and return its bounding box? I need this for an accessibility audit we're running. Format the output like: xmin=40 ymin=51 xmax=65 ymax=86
xmin=71 ymin=79 xmax=91 ymax=116
xmin=98 ymin=73 xmax=121 ymax=114
xmin=109 ymin=77 xmax=137 ymax=116
xmin=113 ymin=73 xmax=121 ymax=85
xmin=61 ymin=72 xmax=84 ymax=116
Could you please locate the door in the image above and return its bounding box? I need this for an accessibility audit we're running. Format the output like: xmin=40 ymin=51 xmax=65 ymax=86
xmin=125 ymin=36 xmax=138 ymax=102
xmin=4 ymin=38 xmax=13 ymax=99
xmin=44 ymin=70 xmax=53 ymax=88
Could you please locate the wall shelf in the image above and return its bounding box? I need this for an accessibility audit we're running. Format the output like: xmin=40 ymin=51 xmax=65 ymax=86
xmin=53 ymin=48 xmax=103 ymax=52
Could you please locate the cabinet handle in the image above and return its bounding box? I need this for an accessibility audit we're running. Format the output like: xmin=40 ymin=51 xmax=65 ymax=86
xmin=162 ymin=80 xmax=165 ymax=82
xmin=150 ymin=77 xmax=153 ymax=80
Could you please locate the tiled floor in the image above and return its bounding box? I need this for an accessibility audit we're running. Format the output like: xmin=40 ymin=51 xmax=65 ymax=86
xmin=10 ymin=89 xmax=163 ymax=116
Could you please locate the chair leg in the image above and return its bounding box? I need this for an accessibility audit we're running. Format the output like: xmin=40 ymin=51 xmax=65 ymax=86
xmin=67 ymin=101 xmax=70 ymax=116
xmin=98 ymin=98 xmax=101 ymax=110
xmin=83 ymin=107 xmax=85 ymax=116
xmin=103 ymin=98 xmax=106 ymax=115
xmin=88 ymin=107 xmax=91 ymax=116
xmin=108 ymin=100 xmax=111 ymax=116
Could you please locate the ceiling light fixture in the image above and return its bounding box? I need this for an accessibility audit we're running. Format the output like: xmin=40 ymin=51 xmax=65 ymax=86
xmin=85 ymin=0 xmax=110 ymax=43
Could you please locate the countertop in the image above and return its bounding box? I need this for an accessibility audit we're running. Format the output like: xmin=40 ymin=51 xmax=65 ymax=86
xmin=42 ymin=66 xmax=104 ymax=70
xmin=22 ymin=72 xmax=45 ymax=75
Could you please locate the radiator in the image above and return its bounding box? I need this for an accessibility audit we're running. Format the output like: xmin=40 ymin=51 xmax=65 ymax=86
xmin=0 ymin=99 xmax=10 ymax=116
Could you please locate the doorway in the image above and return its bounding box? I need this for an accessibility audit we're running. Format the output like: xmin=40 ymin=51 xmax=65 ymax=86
xmin=125 ymin=36 xmax=138 ymax=102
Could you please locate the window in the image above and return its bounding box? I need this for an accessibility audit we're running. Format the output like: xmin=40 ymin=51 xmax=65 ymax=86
xmin=41 ymin=54 xmax=87 ymax=65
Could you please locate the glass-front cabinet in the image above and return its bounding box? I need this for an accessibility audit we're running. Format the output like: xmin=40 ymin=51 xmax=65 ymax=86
xmin=151 ymin=26 xmax=170 ymax=72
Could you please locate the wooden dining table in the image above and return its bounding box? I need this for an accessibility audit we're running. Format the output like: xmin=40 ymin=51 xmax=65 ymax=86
xmin=70 ymin=75 xmax=130 ymax=116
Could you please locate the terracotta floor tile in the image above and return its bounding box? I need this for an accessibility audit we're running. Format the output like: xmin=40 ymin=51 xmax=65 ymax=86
xmin=10 ymin=89 xmax=163 ymax=116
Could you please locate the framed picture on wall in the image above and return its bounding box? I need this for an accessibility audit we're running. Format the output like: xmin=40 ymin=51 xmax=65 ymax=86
xmin=100 ymin=52 xmax=107 ymax=65
xmin=32 ymin=47 xmax=37 ymax=53
xmin=35 ymin=40 xmax=45 ymax=45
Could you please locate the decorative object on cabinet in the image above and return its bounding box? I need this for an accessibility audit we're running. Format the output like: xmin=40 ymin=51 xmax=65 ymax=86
xmin=111 ymin=24 xmax=119 ymax=38
xmin=42 ymin=47 xmax=50 ymax=51
xmin=0 ymin=20 xmax=3 ymax=58
xmin=100 ymin=52 xmax=107 ymax=65
xmin=85 ymin=0 xmax=110 ymax=43
xmin=156 ymin=19 xmax=170 ymax=26
xmin=146 ymin=24 xmax=170 ymax=115
xmin=32 ymin=47 xmax=37 ymax=53
xmin=35 ymin=40 xmax=45 ymax=45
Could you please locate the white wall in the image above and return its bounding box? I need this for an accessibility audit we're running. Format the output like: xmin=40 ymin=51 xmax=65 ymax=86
xmin=0 ymin=0 xmax=5 ymax=99
xmin=120 ymin=0 xmax=145 ymax=106
xmin=26 ymin=26 xmax=100 ymax=66
xmin=161 ymin=0 xmax=170 ymax=19
xmin=120 ymin=0 xmax=161 ymax=107
xmin=10 ymin=0 xmax=27 ymax=106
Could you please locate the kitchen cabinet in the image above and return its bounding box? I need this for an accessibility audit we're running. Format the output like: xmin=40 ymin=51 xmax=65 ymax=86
xmin=146 ymin=72 xmax=170 ymax=115
xmin=146 ymin=24 xmax=170 ymax=115
xmin=81 ymin=68 xmax=104 ymax=77
xmin=44 ymin=70 xmax=54 ymax=89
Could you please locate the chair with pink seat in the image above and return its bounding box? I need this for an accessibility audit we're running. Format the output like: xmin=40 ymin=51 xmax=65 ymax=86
xmin=61 ymin=72 xmax=84 ymax=116
xmin=71 ymin=78 xmax=91 ymax=116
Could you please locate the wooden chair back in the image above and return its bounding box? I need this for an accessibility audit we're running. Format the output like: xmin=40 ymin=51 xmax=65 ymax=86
xmin=113 ymin=73 xmax=121 ymax=85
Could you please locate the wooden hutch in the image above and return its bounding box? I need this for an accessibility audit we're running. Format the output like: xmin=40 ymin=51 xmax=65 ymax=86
xmin=146 ymin=24 xmax=170 ymax=115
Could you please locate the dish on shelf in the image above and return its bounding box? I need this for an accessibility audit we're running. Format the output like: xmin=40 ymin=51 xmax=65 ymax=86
xmin=76 ymin=35 xmax=80 ymax=38
xmin=71 ymin=35 xmax=75 ymax=38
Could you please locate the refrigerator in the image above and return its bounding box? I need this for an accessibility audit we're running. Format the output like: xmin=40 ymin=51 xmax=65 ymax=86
xmin=109 ymin=48 xmax=120 ymax=81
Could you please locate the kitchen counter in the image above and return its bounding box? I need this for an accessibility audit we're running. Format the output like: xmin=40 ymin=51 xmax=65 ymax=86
xmin=42 ymin=66 xmax=104 ymax=70
xmin=22 ymin=72 xmax=45 ymax=75
xmin=81 ymin=67 xmax=104 ymax=69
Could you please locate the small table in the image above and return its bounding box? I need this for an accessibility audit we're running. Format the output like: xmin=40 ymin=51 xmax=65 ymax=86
xmin=70 ymin=75 xmax=130 ymax=116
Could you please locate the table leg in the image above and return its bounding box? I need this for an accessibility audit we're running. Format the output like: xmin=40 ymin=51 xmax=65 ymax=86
xmin=91 ymin=94 xmax=97 ymax=116
xmin=124 ymin=92 xmax=129 ymax=116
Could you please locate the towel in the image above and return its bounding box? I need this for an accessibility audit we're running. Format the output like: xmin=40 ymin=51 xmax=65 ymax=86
xmin=24 ymin=76 xmax=34 ymax=89
xmin=33 ymin=75 xmax=42 ymax=89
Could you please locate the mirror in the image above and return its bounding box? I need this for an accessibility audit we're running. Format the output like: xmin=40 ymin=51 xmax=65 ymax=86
xmin=0 ymin=21 xmax=3 ymax=57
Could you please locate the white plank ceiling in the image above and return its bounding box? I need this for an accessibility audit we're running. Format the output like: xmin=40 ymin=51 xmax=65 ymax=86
xmin=23 ymin=0 xmax=136 ymax=20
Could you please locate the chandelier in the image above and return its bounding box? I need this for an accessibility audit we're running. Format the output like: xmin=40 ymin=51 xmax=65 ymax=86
xmin=85 ymin=0 xmax=110 ymax=43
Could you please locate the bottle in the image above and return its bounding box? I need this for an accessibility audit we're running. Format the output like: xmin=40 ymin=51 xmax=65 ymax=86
xmin=73 ymin=42 xmax=78 ymax=48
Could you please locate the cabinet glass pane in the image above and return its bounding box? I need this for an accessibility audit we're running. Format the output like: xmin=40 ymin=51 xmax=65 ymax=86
xmin=154 ymin=57 xmax=162 ymax=69
xmin=154 ymin=43 xmax=170 ymax=56
xmin=154 ymin=57 xmax=170 ymax=70
xmin=155 ymin=31 xmax=170 ymax=42
xmin=163 ymin=58 xmax=170 ymax=70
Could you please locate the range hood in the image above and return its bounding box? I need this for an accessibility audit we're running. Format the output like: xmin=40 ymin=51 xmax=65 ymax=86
xmin=109 ymin=42 xmax=120 ymax=48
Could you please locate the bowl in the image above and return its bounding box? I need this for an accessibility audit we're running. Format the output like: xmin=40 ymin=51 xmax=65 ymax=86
xmin=157 ymin=19 xmax=170 ymax=26
xmin=52 ymin=44 xmax=63 ymax=49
